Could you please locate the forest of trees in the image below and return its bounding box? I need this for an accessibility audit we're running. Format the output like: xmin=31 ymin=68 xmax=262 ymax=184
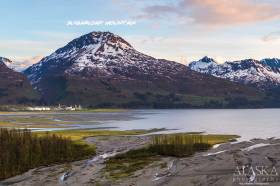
xmin=149 ymin=134 xmax=212 ymax=157
xmin=0 ymin=128 xmax=95 ymax=180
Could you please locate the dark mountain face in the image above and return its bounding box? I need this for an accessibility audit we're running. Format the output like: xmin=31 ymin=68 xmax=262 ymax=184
xmin=261 ymin=58 xmax=280 ymax=72
xmin=189 ymin=57 xmax=280 ymax=90
xmin=0 ymin=57 xmax=39 ymax=104
xmin=24 ymin=32 xmax=261 ymax=108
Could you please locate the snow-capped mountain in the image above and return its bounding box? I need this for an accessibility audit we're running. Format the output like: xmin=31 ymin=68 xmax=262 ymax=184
xmin=25 ymin=32 xmax=185 ymax=86
xmin=189 ymin=57 xmax=280 ymax=89
xmin=0 ymin=57 xmax=39 ymax=104
xmin=24 ymin=32 xmax=259 ymax=106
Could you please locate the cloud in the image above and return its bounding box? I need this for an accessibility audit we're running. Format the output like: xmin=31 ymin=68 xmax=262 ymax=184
xmin=0 ymin=32 xmax=78 ymax=67
xmin=32 ymin=31 xmax=79 ymax=40
xmin=125 ymin=33 xmax=279 ymax=64
xmin=137 ymin=0 xmax=280 ymax=26
xmin=136 ymin=4 xmax=179 ymax=19
xmin=262 ymin=31 xmax=280 ymax=42
xmin=15 ymin=56 xmax=43 ymax=70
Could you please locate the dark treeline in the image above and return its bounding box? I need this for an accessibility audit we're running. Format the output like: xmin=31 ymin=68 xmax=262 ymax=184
xmin=0 ymin=128 xmax=95 ymax=180
xmin=149 ymin=134 xmax=212 ymax=157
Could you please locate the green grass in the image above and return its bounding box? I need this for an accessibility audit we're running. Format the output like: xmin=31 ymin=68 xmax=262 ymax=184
xmin=35 ymin=128 xmax=165 ymax=141
xmin=0 ymin=121 xmax=19 ymax=127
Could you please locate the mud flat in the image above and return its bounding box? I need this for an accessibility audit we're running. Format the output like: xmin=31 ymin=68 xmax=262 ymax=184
xmin=0 ymin=135 xmax=151 ymax=186
xmin=117 ymin=138 xmax=280 ymax=186
xmin=1 ymin=136 xmax=280 ymax=186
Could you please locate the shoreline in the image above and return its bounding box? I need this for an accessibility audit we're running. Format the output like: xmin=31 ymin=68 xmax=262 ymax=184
xmin=2 ymin=107 xmax=280 ymax=114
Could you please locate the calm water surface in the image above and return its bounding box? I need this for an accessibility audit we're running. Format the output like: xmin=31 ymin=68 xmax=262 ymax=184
xmin=101 ymin=109 xmax=280 ymax=140
xmin=2 ymin=109 xmax=280 ymax=140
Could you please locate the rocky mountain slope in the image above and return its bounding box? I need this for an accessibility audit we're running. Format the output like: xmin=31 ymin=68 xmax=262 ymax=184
xmin=24 ymin=32 xmax=261 ymax=108
xmin=189 ymin=56 xmax=280 ymax=89
xmin=0 ymin=57 xmax=39 ymax=104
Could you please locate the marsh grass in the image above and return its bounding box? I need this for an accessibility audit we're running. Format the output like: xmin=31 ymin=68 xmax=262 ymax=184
xmin=36 ymin=128 xmax=165 ymax=141
xmin=105 ymin=148 xmax=159 ymax=180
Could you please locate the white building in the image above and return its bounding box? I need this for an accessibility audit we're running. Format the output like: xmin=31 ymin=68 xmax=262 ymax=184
xmin=26 ymin=107 xmax=51 ymax=111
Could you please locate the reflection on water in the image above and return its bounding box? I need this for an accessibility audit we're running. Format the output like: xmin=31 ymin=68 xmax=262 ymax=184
xmin=1 ymin=109 xmax=280 ymax=140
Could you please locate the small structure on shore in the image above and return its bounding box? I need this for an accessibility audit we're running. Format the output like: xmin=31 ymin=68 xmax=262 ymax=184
xmin=26 ymin=106 xmax=51 ymax=111
xmin=55 ymin=104 xmax=82 ymax=111
xmin=26 ymin=104 xmax=82 ymax=111
xmin=26 ymin=105 xmax=82 ymax=111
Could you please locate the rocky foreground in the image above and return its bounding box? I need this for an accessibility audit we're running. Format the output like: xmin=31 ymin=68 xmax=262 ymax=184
xmin=1 ymin=136 xmax=280 ymax=186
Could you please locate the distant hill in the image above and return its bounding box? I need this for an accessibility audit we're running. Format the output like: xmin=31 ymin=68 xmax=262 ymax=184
xmin=0 ymin=57 xmax=39 ymax=105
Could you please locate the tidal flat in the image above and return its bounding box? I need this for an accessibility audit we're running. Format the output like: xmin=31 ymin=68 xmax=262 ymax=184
xmin=1 ymin=109 xmax=280 ymax=140
xmin=2 ymin=133 xmax=280 ymax=186
xmin=1 ymin=109 xmax=280 ymax=185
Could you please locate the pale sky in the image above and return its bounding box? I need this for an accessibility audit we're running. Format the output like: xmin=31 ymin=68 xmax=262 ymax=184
xmin=1 ymin=0 xmax=280 ymax=69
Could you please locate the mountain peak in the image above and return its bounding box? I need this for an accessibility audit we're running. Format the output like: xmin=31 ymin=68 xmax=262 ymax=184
xmin=0 ymin=57 xmax=12 ymax=66
xmin=90 ymin=31 xmax=132 ymax=48
xmin=0 ymin=57 xmax=15 ymax=70
xmin=200 ymin=56 xmax=216 ymax=63
xmin=54 ymin=31 xmax=133 ymax=56
xmin=188 ymin=56 xmax=218 ymax=74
